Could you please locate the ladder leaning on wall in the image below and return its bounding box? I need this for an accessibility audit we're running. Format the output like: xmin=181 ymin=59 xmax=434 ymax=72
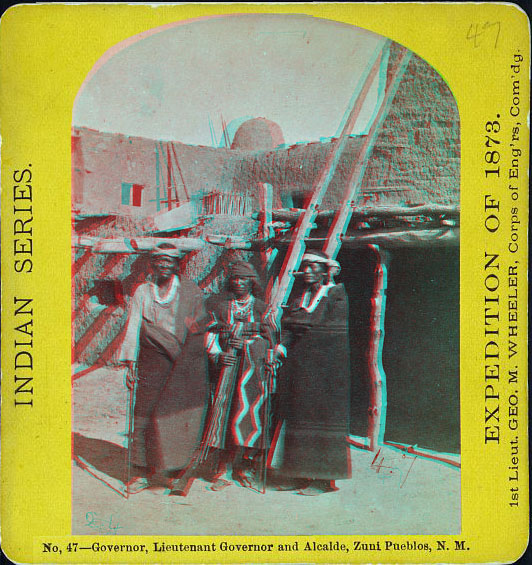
xmin=264 ymin=39 xmax=413 ymax=453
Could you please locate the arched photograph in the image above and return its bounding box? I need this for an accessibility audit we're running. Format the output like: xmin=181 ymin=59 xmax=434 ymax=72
xmin=71 ymin=13 xmax=460 ymax=535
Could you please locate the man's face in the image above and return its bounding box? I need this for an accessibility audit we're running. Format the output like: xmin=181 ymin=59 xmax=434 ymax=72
xmin=153 ymin=256 xmax=178 ymax=280
xmin=301 ymin=261 xmax=326 ymax=286
xmin=229 ymin=275 xmax=253 ymax=298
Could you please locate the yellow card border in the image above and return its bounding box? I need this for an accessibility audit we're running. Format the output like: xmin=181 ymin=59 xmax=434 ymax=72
xmin=1 ymin=3 xmax=529 ymax=563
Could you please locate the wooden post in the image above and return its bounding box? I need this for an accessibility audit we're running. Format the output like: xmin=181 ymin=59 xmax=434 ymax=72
xmin=166 ymin=144 xmax=173 ymax=211
xmin=367 ymin=244 xmax=390 ymax=451
xmin=171 ymin=143 xmax=190 ymax=202
xmin=155 ymin=143 xmax=161 ymax=211
xmin=260 ymin=182 xmax=276 ymax=274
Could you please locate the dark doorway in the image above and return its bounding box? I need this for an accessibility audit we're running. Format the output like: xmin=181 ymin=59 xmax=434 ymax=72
xmin=383 ymin=247 xmax=460 ymax=453
xmin=336 ymin=246 xmax=377 ymax=439
xmin=269 ymin=244 xmax=459 ymax=454
xmin=338 ymin=245 xmax=460 ymax=454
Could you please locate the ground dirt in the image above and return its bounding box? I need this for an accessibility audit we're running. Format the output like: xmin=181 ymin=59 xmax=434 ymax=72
xmin=72 ymin=365 xmax=460 ymax=536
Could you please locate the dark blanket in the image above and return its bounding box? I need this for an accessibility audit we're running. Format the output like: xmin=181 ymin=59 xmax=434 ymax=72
xmin=276 ymin=284 xmax=351 ymax=480
xmin=131 ymin=320 xmax=208 ymax=473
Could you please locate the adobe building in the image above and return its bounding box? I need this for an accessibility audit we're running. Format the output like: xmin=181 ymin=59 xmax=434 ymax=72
xmin=72 ymin=42 xmax=460 ymax=458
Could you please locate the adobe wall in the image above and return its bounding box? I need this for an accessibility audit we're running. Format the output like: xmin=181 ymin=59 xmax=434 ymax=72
xmin=72 ymin=127 xmax=239 ymax=217
xmin=72 ymin=43 xmax=460 ymax=220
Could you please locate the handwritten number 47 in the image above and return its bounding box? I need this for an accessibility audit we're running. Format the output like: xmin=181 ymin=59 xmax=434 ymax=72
xmin=467 ymin=22 xmax=501 ymax=48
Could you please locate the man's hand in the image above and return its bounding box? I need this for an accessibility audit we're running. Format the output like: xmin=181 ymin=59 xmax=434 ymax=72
xmin=263 ymin=360 xmax=280 ymax=393
xmin=220 ymin=352 xmax=237 ymax=366
xmin=228 ymin=337 xmax=244 ymax=350
xmin=264 ymin=360 xmax=281 ymax=374
xmin=122 ymin=361 xmax=138 ymax=389
xmin=265 ymin=349 xmax=282 ymax=373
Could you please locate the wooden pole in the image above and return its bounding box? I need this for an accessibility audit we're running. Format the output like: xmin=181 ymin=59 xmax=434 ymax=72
xmin=171 ymin=143 xmax=190 ymax=202
xmin=367 ymin=244 xmax=390 ymax=451
xmin=260 ymin=183 xmax=276 ymax=274
xmin=155 ymin=143 xmax=161 ymax=211
xmin=166 ymin=144 xmax=173 ymax=211
xmin=266 ymin=40 xmax=388 ymax=321
xmin=324 ymin=47 xmax=413 ymax=260
xmin=125 ymin=369 xmax=138 ymax=497
xmin=322 ymin=49 xmax=409 ymax=451
xmin=266 ymin=204 xmax=460 ymax=223
xmin=273 ymin=227 xmax=460 ymax=249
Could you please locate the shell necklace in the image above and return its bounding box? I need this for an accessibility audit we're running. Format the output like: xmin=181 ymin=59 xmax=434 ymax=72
xmin=231 ymin=294 xmax=254 ymax=321
xmin=153 ymin=275 xmax=178 ymax=305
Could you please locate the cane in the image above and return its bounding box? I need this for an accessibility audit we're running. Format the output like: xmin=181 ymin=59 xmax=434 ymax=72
xmin=125 ymin=362 xmax=138 ymax=499
xmin=257 ymin=348 xmax=277 ymax=494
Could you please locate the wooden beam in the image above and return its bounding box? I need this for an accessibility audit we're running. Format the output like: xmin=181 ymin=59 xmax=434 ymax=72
xmin=342 ymin=228 xmax=459 ymax=247
xmin=276 ymin=228 xmax=459 ymax=248
xmin=205 ymin=235 xmax=272 ymax=250
xmin=154 ymin=142 xmax=161 ymax=211
xmin=260 ymin=182 xmax=277 ymax=273
xmin=72 ymin=236 xmax=205 ymax=253
xmin=267 ymin=204 xmax=459 ymax=223
xmin=206 ymin=227 xmax=459 ymax=250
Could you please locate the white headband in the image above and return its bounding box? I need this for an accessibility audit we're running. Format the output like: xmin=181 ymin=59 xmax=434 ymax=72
xmin=302 ymin=253 xmax=339 ymax=270
xmin=152 ymin=247 xmax=182 ymax=258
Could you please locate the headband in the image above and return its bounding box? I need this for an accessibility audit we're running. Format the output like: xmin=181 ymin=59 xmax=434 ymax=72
xmin=302 ymin=252 xmax=339 ymax=270
xmin=151 ymin=245 xmax=182 ymax=258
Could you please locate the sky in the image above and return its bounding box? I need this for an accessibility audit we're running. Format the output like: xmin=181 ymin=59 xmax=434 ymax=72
xmin=74 ymin=14 xmax=388 ymax=147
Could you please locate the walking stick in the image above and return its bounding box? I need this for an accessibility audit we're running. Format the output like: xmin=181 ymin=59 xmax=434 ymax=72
xmin=125 ymin=362 xmax=138 ymax=499
xmin=257 ymin=348 xmax=277 ymax=494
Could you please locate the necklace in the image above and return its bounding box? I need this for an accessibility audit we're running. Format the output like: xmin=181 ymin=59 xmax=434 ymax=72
xmin=153 ymin=275 xmax=178 ymax=305
xmin=232 ymin=294 xmax=254 ymax=320
xmin=299 ymin=283 xmax=332 ymax=313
